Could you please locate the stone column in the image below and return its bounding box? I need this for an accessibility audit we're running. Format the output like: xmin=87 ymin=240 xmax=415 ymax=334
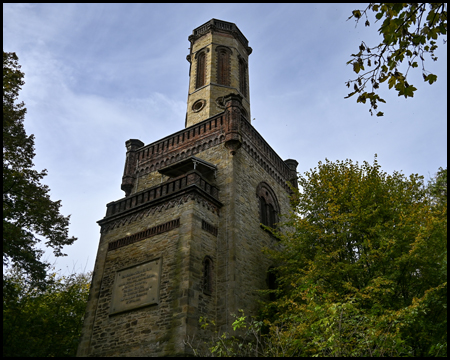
xmin=284 ymin=159 xmax=299 ymax=189
xmin=223 ymin=93 xmax=243 ymax=155
xmin=121 ymin=139 xmax=144 ymax=196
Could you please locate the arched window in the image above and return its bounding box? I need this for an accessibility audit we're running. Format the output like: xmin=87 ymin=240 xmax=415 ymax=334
xmin=257 ymin=182 xmax=280 ymax=228
xmin=260 ymin=196 xmax=267 ymax=225
xmin=239 ymin=58 xmax=248 ymax=98
xmin=202 ymin=256 xmax=213 ymax=294
xmin=216 ymin=47 xmax=230 ymax=86
xmin=196 ymin=52 xmax=206 ymax=89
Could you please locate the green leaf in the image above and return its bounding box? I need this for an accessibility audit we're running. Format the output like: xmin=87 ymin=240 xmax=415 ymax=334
xmin=376 ymin=111 xmax=384 ymax=117
xmin=344 ymin=91 xmax=357 ymax=99
xmin=357 ymin=92 xmax=368 ymax=104
xmin=352 ymin=10 xmax=362 ymax=19
xmin=403 ymin=85 xmax=417 ymax=98
xmin=353 ymin=62 xmax=361 ymax=74
xmin=424 ymin=74 xmax=438 ymax=85
xmin=388 ymin=75 xmax=396 ymax=89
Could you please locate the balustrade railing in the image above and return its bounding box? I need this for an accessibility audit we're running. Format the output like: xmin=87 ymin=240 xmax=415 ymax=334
xmin=240 ymin=115 xmax=291 ymax=179
xmin=106 ymin=172 xmax=219 ymax=218
xmin=136 ymin=113 xmax=225 ymax=165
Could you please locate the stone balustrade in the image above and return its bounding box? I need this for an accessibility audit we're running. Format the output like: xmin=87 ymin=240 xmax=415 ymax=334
xmin=107 ymin=171 xmax=219 ymax=218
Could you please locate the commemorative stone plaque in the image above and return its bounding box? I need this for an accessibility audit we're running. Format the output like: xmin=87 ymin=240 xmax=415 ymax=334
xmin=110 ymin=258 xmax=162 ymax=315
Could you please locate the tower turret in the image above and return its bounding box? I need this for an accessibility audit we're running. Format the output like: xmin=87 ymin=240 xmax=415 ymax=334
xmin=185 ymin=19 xmax=252 ymax=128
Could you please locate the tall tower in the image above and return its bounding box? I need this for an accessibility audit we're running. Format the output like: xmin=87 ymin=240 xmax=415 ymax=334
xmin=77 ymin=19 xmax=298 ymax=357
xmin=186 ymin=19 xmax=252 ymax=128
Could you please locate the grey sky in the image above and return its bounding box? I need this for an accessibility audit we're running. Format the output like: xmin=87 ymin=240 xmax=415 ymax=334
xmin=3 ymin=3 xmax=447 ymax=274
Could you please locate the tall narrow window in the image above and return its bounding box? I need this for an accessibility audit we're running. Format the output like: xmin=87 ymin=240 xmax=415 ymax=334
xmin=217 ymin=49 xmax=230 ymax=86
xmin=239 ymin=58 xmax=248 ymax=98
xmin=196 ymin=52 xmax=206 ymax=89
xmin=202 ymin=256 xmax=213 ymax=294
xmin=259 ymin=196 xmax=267 ymax=225
xmin=257 ymin=182 xmax=280 ymax=228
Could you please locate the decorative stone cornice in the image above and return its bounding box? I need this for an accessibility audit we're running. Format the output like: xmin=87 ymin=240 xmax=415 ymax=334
xmin=107 ymin=218 xmax=181 ymax=251
xmin=108 ymin=170 xmax=220 ymax=219
xmin=99 ymin=191 xmax=221 ymax=234
xmin=190 ymin=19 xmax=252 ymax=56
xmin=120 ymin=105 xmax=296 ymax=197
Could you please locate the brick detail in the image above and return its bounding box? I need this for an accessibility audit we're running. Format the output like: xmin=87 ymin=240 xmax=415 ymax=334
xmin=108 ymin=219 xmax=180 ymax=251
xmin=190 ymin=19 xmax=251 ymax=55
xmin=201 ymin=219 xmax=218 ymax=237
xmin=135 ymin=113 xmax=226 ymax=174
xmin=130 ymin=112 xmax=292 ymax=194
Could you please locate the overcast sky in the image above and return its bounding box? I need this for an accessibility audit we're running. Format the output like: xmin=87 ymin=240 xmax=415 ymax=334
xmin=3 ymin=3 xmax=447 ymax=275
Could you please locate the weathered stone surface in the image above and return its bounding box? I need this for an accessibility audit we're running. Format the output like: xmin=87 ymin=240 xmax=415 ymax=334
xmin=77 ymin=19 xmax=298 ymax=357
xmin=109 ymin=259 xmax=162 ymax=315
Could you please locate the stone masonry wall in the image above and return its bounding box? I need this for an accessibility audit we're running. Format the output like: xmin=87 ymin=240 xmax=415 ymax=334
xmin=77 ymin=195 xmax=220 ymax=357
xmin=79 ymin=106 xmax=297 ymax=356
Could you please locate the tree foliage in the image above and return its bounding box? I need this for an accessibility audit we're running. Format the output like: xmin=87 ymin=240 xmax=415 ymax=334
xmin=185 ymin=311 xmax=300 ymax=357
xmin=188 ymin=159 xmax=447 ymax=356
xmin=263 ymin=158 xmax=447 ymax=356
xmin=345 ymin=3 xmax=447 ymax=116
xmin=3 ymin=51 xmax=76 ymax=285
xmin=3 ymin=268 xmax=91 ymax=357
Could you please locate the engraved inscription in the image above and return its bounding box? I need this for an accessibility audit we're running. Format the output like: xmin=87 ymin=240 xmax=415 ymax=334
xmin=110 ymin=259 xmax=162 ymax=314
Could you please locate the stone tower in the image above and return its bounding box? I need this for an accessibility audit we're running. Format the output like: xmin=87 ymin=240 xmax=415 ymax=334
xmin=186 ymin=19 xmax=252 ymax=128
xmin=77 ymin=19 xmax=298 ymax=357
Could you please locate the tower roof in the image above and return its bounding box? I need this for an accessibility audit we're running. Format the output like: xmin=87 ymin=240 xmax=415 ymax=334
xmin=190 ymin=18 xmax=252 ymax=55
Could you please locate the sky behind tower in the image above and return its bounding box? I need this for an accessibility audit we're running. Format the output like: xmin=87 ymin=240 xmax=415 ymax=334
xmin=3 ymin=3 xmax=447 ymax=274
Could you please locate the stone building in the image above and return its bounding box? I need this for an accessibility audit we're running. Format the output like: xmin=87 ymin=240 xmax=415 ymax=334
xmin=77 ymin=19 xmax=298 ymax=357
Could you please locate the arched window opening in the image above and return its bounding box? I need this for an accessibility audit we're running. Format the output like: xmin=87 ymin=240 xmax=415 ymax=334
xmin=259 ymin=196 xmax=267 ymax=225
xmin=217 ymin=49 xmax=230 ymax=86
xmin=267 ymin=203 xmax=276 ymax=228
xmin=196 ymin=52 xmax=206 ymax=89
xmin=257 ymin=182 xmax=280 ymax=229
xmin=239 ymin=58 xmax=248 ymax=98
xmin=202 ymin=256 xmax=213 ymax=294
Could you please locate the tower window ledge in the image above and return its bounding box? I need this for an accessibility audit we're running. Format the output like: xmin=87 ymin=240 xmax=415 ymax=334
xmin=189 ymin=84 xmax=209 ymax=95
xmin=210 ymin=83 xmax=234 ymax=89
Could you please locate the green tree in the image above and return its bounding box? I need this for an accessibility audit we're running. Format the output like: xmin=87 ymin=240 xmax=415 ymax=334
xmin=3 ymin=268 xmax=91 ymax=357
xmin=3 ymin=51 xmax=76 ymax=286
xmin=428 ymin=167 xmax=447 ymax=207
xmin=186 ymin=159 xmax=447 ymax=357
xmin=345 ymin=3 xmax=447 ymax=116
xmin=264 ymin=158 xmax=447 ymax=356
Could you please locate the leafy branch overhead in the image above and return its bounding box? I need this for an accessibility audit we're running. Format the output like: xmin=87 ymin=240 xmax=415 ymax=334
xmin=345 ymin=3 xmax=447 ymax=116
xmin=3 ymin=52 xmax=77 ymax=286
